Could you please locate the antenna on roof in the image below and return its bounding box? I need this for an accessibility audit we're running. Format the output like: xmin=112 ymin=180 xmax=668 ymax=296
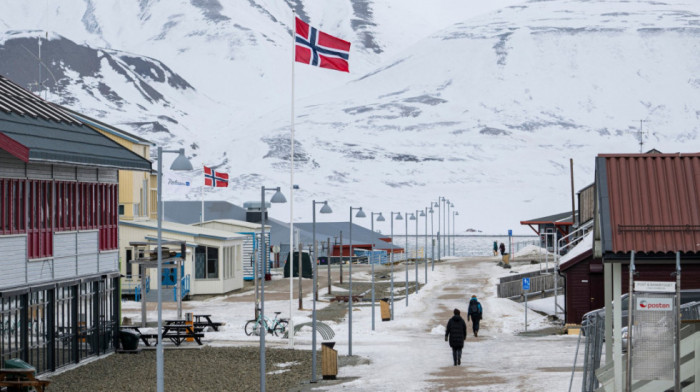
xmin=636 ymin=119 xmax=650 ymax=153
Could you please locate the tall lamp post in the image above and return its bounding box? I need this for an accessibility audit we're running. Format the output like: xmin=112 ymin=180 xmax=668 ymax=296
xmin=370 ymin=212 xmax=385 ymax=331
xmin=442 ymin=198 xmax=448 ymax=258
xmin=406 ymin=212 xmax=416 ymax=306
xmin=348 ymin=206 xmax=366 ymax=356
xmin=389 ymin=212 xmax=403 ymax=320
xmin=436 ymin=198 xmax=442 ymax=261
xmin=311 ymin=200 xmax=332 ymax=382
xmin=446 ymin=200 xmax=451 ymax=257
xmin=259 ymin=186 xmax=287 ymax=391
xmin=415 ymin=209 xmax=420 ymax=293
xmin=453 ymin=210 xmax=459 ymax=256
xmin=156 ymin=147 xmax=193 ymax=392
xmin=429 ymin=205 xmax=435 ymax=271
xmin=421 ymin=208 xmax=427 ymax=284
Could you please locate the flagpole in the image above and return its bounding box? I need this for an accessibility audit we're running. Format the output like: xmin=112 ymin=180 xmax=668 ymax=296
xmin=288 ymin=10 xmax=296 ymax=349
xmin=201 ymin=165 xmax=204 ymax=223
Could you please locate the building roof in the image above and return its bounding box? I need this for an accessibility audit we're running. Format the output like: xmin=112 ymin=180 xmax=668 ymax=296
xmin=193 ymin=219 xmax=267 ymax=231
xmin=0 ymin=75 xmax=151 ymax=171
xmin=596 ymin=153 xmax=700 ymax=256
xmin=61 ymin=107 xmax=154 ymax=147
xmin=521 ymin=211 xmax=576 ymax=225
xmin=120 ymin=219 xmax=247 ymax=242
xmin=294 ymin=222 xmax=403 ymax=251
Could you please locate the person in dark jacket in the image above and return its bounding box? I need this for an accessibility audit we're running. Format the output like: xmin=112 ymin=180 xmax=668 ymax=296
xmin=467 ymin=295 xmax=483 ymax=337
xmin=492 ymin=241 xmax=498 ymax=256
xmin=499 ymin=242 xmax=506 ymax=256
xmin=445 ymin=308 xmax=467 ymax=366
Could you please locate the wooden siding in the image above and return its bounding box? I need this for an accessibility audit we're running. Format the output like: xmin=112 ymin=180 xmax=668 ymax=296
xmin=99 ymin=250 xmax=118 ymax=272
xmin=54 ymin=256 xmax=76 ymax=279
xmin=578 ymin=184 xmax=595 ymax=224
xmin=54 ymin=231 xmax=77 ymax=278
xmin=27 ymin=259 xmax=53 ymax=283
xmin=77 ymin=167 xmax=98 ymax=182
xmin=564 ymin=259 xmax=597 ymax=324
xmin=0 ymin=235 xmax=27 ymax=287
xmin=0 ymin=150 xmax=25 ymax=178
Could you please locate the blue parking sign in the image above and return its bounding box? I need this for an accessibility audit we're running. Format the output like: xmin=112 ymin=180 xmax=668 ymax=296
xmin=522 ymin=278 xmax=530 ymax=290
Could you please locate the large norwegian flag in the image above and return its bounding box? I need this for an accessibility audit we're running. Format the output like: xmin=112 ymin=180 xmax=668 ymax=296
xmin=203 ymin=166 xmax=229 ymax=187
xmin=295 ymin=17 xmax=351 ymax=72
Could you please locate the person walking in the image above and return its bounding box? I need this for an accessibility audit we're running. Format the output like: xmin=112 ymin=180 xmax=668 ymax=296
xmin=492 ymin=241 xmax=498 ymax=256
xmin=499 ymin=242 xmax=506 ymax=256
xmin=467 ymin=295 xmax=483 ymax=337
xmin=445 ymin=308 xmax=467 ymax=366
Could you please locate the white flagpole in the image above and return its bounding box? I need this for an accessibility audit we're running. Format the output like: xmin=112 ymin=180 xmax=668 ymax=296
xmin=288 ymin=11 xmax=296 ymax=349
xmin=201 ymin=165 xmax=204 ymax=223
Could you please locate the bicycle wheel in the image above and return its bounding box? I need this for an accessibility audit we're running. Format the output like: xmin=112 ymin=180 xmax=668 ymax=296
xmin=273 ymin=320 xmax=289 ymax=336
xmin=244 ymin=320 xmax=261 ymax=336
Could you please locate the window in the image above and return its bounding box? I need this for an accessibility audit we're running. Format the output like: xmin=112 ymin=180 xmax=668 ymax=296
xmin=0 ymin=179 xmax=25 ymax=235
xmin=98 ymin=184 xmax=117 ymax=251
xmin=27 ymin=180 xmax=52 ymax=259
xmin=118 ymin=205 xmax=125 ymax=216
xmin=195 ymin=246 xmax=219 ymax=279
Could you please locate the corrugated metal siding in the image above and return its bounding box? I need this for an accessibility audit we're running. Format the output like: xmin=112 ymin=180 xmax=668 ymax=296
xmin=54 ymin=256 xmax=76 ymax=279
xmin=99 ymin=251 xmax=118 ymax=272
xmin=77 ymin=231 xmax=99 ymax=275
xmin=603 ymin=154 xmax=700 ymax=254
xmin=0 ymin=150 xmax=25 ymax=178
xmin=0 ymin=235 xmax=27 ymax=288
xmin=77 ymin=167 xmax=98 ymax=182
xmin=27 ymin=259 xmax=53 ymax=283
xmin=54 ymin=232 xmax=77 ymax=278
xmin=53 ymin=165 xmax=76 ymax=181
xmin=26 ymin=162 xmax=51 ymax=180
xmin=98 ymin=168 xmax=118 ymax=183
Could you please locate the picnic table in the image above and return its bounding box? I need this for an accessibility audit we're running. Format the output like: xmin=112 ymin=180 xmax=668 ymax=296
xmin=120 ymin=321 xmax=203 ymax=347
xmin=0 ymin=368 xmax=50 ymax=392
xmin=193 ymin=314 xmax=223 ymax=331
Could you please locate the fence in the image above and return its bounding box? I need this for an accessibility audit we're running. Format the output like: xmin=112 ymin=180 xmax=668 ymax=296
xmin=496 ymin=268 xmax=563 ymax=298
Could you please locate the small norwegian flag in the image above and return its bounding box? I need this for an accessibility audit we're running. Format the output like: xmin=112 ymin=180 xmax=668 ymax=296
xmin=204 ymin=166 xmax=229 ymax=187
xmin=295 ymin=17 xmax=351 ymax=72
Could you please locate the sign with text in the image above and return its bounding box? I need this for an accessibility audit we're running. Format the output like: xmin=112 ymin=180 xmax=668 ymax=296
xmin=636 ymin=297 xmax=674 ymax=311
xmin=634 ymin=281 xmax=676 ymax=293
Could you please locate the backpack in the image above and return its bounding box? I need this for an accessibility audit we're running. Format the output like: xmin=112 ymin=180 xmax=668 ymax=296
xmin=469 ymin=301 xmax=480 ymax=314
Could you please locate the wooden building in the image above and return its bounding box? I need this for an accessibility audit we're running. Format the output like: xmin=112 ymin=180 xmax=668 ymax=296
xmin=0 ymin=75 xmax=151 ymax=373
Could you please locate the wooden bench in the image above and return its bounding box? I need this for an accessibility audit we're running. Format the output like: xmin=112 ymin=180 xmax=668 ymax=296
xmin=0 ymin=368 xmax=51 ymax=392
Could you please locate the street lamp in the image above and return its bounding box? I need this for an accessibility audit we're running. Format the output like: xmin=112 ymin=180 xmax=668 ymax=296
xmin=444 ymin=199 xmax=449 ymax=257
xmin=453 ymin=210 xmax=459 ymax=256
xmin=370 ymin=212 xmax=385 ymax=331
xmin=259 ymin=186 xmax=286 ymax=391
xmin=389 ymin=212 xmax=403 ymax=320
xmin=448 ymin=202 xmax=454 ymax=256
xmin=156 ymin=147 xmax=192 ymax=392
xmin=436 ymin=199 xmax=442 ymax=261
xmin=420 ymin=208 xmax=427 ymax=285
xmin=311 ymin=200 xmax=332 ymax=382
xmin=415 ymin=209 xmax=420 ymax=293
xmin=429 ymin=206 xmax=435 ymax=271
xmin=348 ymin=206 xmax=366 ymax=356
xmin=406 ymin=212 xmax=416 ymax=306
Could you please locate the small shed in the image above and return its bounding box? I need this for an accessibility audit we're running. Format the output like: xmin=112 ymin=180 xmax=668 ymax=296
xmin=520 ymin=211 xmax=576 ymax=250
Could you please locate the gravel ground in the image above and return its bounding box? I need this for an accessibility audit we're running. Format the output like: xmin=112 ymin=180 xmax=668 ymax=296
xmin=46 ymin=347 xmax=323 ymax=391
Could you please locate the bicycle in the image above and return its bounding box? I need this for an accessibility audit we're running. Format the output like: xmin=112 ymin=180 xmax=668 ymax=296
xmin=244 ymin=311 xmax=288 ymax=337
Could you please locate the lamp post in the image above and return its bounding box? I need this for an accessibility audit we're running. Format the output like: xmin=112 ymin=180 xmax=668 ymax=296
xmin=421 ymin=208 xmax=427 ymax=284
xmin=446 ymin=200 xmax=451 ymax=256
xmin=453 ymin=210 xmax=459 ymax=256
xmin=415 ymin=209 xmax=420 ymax=293
xmin=156 ymin=147 xmax=192 ymax=392
xmin=436 ymin=198 xmax=442 ymax=261
xmin=430 ymin=205 xmax=435 ymax=271
xmin=348 ymin=206 xmax=366 ymax=356
xmin=406 ymin=212 xmax=416 ymax=306
xmin=311 ymin=200 xmax=332 ymax=382
xmin=389 ymin=212 xmax=403 ymax=320
xmin=259 ymin=186 xmax=286 ymax=391
xmin=370 ymin=212 xmax=385 ymax=331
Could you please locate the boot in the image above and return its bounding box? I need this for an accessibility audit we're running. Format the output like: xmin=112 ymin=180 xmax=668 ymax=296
xmin=474 ymin=330 xmax=478 ymax=337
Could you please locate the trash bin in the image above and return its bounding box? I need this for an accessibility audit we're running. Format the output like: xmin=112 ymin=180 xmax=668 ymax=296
xmin=3 ymin=359 xmax=36 ymax=392
xmin=379 ymin=299 xmax=391 ymax=321
xmin=321 ymin=342 xmax=338 ymax=380
xmin=502 ymin=253 xmax=510 ymax=264
xmin=119 ymin=329 xmax=140 ymax=351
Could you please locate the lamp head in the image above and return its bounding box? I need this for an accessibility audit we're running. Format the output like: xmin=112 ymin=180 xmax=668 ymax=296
xmin=419 ymin=210 xmax=426 ymax=217
xmin=170 ymin=148 xmax=193 ymax=171
xmin=355 ymin=207 xmax=366 ymax=218
xmin=455 ymin=211 xmax=459 ymax=216
xmin=396 ymin=212 xmax=403 ymax=220
xmin=320 ymin=201 xmax=332 ymax=214
xmin=429 ymin=208 xmax=434 ymax=214
xmin=376 ymin=212 xmax=386 ymax=222
xmin=434 ymin=202 xmax=439 ymax=207
xmin=409 ymin=213 xmax=416 ymax=220
xmin=270 ymin=187 xmax=287 ymax=203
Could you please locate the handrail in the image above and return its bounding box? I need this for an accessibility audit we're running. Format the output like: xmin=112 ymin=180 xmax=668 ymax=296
xmin=557 ymin=220 xmax=593 ymax=255
xmin=172 ymin=274 xmax=190 ymax=301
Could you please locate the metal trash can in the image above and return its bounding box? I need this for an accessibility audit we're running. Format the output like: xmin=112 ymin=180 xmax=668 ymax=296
xmin=321 ymin=342 xmax=338 ymax=380
xmin=3 ymin=359 xmax=36 ymax=392
xmin=379 ymin=299 xmax=391 ymax=321
xmin=502 ymin=253 xmax=510 ymax=264
xmin=119 ymin=329 xmax=140 ymax=351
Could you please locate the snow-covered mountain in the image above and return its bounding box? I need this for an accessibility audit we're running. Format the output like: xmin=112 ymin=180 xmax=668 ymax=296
xmin=1 ymin=0 xmax=699 ymax=234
